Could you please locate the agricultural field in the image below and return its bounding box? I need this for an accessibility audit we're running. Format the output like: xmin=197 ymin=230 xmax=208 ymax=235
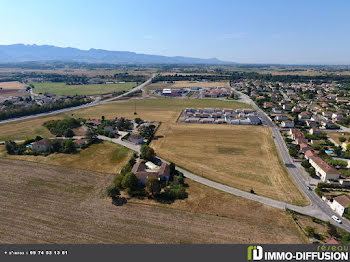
xmin=0 ymin=141 xmax=132 ymax=174
xmin=0 ymin=81 xmax=27 ymax=90
xmin=0 ymin=81 xmax=28 ymax=98
xmin=32 ymin=82 xmax=137 ymax=96
xmin=147 ymin=80 xmax=227 ymax=90
xmin=151 ymin=123 xmax=308 ymax=206
xmin=0 ymin=159 xmax=306 ymax=244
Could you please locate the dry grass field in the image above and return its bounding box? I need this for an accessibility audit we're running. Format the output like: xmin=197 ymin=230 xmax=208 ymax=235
xmin=0 ymin=141 xmax=132 ymax=174
xmin=72 ymin=98 xmax=250 ymax=123
xmin=0 ymin=115 xmax=64 ymax=141
xmin=0 ymin=159 xmax=306 ymax=244
xmin=0 ymin=81 xmax=27 ymax=90
xmin=327 ymin=132 xmax=350 ymax=144
xmin=151 ymin=123 xmax=308 ymax=206
xmin=32 ymin=82 xmax=136 ymax=96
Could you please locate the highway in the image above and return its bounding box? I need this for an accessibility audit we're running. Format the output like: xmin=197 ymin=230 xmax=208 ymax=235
xmin=233 ymin=86 xmax=350 ymax=232
xmin=0 ymin=73 xmax=157 ymax=125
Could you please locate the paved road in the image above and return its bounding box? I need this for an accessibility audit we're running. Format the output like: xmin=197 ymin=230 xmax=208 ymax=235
xmin=232 ymin=86 xmax=350 ymax=232
xmin=0 ymin=74 xmax=157 ymax=125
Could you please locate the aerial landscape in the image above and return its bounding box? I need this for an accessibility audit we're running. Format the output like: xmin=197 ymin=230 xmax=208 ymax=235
xmin=1 ymin=1 xmax=350 ymax=260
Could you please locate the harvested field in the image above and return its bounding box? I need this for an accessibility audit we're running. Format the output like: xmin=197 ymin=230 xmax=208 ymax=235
xmin=151 ymin=123 xmax=308 ymax=206
xmin=0 ymin=141 xmax=132 ymax=174
xmin=0 ymin=81 xmax=27 ymax=90
xmin=0 ymin=159 xmax=306 ymax=244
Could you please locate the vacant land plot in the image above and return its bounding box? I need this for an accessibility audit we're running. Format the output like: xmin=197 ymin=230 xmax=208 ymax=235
xmin=0 ymin=141 xmax=132 ymax=174
xmin=0 ymin=81 xmax=26 ymax=90
xmin=0 ymin=159 xmax=305 ymax=244
xmin=151 ymin=123 xmax=308 ymax=206
xmin=32 ymin=82 xmax=136 ymax=96
xmin=327 ymin=132 xmax=350 ymax=145
xmin=73 ymin=98 xmax=251 ymax=123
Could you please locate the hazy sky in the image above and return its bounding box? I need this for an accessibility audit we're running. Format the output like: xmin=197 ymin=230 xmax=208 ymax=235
xmin=1 ymin=0 xmax=349 ymax=64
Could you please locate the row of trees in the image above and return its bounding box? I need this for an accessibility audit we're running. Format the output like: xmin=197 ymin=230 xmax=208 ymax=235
xmin=0 ymin=96 xmax=91 ymax=121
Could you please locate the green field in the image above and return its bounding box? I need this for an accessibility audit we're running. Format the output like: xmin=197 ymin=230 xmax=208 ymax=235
xmin=32 ymin=82 xmax=137 ymax=96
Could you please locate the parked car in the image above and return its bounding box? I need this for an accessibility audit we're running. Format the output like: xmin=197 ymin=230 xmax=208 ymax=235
xmin=332 ymin=215 xmax=342 ymax=224
xmin=306 ymin=186 xmax=312 ymax=191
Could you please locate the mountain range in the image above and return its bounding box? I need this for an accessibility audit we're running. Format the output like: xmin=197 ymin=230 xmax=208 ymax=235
xmin=0 ymin=44 xmax=232 ymax=65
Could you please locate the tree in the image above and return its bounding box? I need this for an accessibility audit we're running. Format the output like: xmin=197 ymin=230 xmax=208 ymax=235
xmin=135 ymin=117 xmax=143 ymax=125
xmin=5 ymin=140 xmax=17 ymax=155
xmin=146 ymin=177 xmax=160 ymax=197
xmin=121 ymin=172 xmax=139 ymax=191
xmin=50 ymin=140 xmax=62 ymax=153
xmin=63 ymin=139 xmax=77 ymax=153
xmin=120 ymin=164 xmax=132 ymax=176
xmin=113 ymin=174 xmax=124 ymax=189
xmin=85 ymin=128 xmax=97 ymax=142
xmin=169 ymin=162 xmax=176 ymax=180
xmin=339 ymin=137 xmax=346 ymax=143
xmin=64 ymin=128 xmax=74 ymax=138
xmin=140 ymin=145 xmax=155 ymax=161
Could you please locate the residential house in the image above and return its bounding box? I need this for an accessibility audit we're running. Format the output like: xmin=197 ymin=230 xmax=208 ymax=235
xmin=275 ymin=115 xmax=289 ymax=121
xmin=298 ymin=111 xmax=312 ymax=121
xmin=305 ymin=150 xmax=316 ymax=160
xmin=309 ymin=128 xmax=321 ymax=135
xmin=330 ymin=195 xmax=350 ymax=216
xmin=131 ymin=162 xmax=170 ymax=186
xmin=308 ymin=155 xmax=340 ymax=181
xmin=281 ymin=120 xmax=294 ymax=128
xmin=127 ymin=134 xmax=145 ymax=145
xmin=31 ymin=139 xmax=51 ymax=152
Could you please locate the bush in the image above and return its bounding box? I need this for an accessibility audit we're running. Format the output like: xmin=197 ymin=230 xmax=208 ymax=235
xmin=107 ymin=186 xmax=120 ymax=198
xmin=315 ymin=187 xmax=324 ymax=197
xmin=301 ymin=160 xmax=311 ymax=169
